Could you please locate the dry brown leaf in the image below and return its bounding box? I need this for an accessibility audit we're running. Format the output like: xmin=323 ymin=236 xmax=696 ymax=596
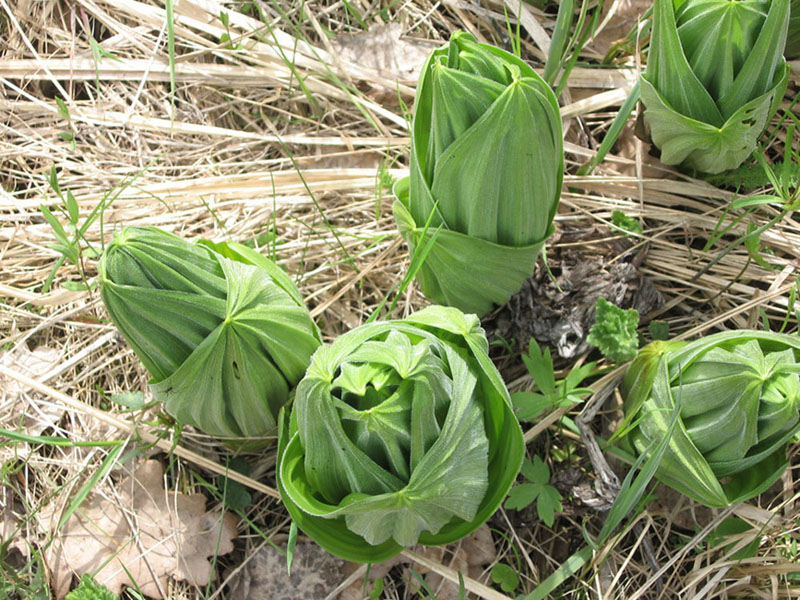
xmin=226 ymin=541 xmax=350 ymax=599
xmin=44 ymin=459 xmax=238 ymax=599
xmin=332 ymin=24 xmax=432 ymax=83
xmin=340 ymin=525 xmax=497 ymax=600
xmin=0 ymin=345 xmax=65 ymax=463
xmin=0 ymin=345 xmax=63 ymax=435
xmin=411 ymin=526 xmax=498 ymax=600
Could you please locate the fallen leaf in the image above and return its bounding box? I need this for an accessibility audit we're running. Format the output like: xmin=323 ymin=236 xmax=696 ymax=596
xmin=340 ymin=525 xmax=498 ymax=600
xmin=0 ymin=345 xmax=63 ymax=441
xmin=1 ymin=485 xmax=30 ymax=564
xmin=225 ymin=541 xmax=349 ymax=599
xmin=44 ymin=459 xmax=238 ymax=599
xmin=332 ymin=24 xmax=432 ymax=83
xmin=411 ymin=525 xmax=497 ymax=600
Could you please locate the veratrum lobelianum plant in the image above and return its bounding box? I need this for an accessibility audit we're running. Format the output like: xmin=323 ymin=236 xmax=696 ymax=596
xmin=277 ymin=305 xmax=524 ymax=562
xmin=618 ymin=331 xmax=800 ymax=507
xmin=99 ymin=226 xmax=321 ymax=440
xmin=787 ymin=0 xmax=800 ymax=58
xmin=393 ymin=31 xmax=563 ymax=317
xmin=641 ymin=0 xmax=791 ymax=174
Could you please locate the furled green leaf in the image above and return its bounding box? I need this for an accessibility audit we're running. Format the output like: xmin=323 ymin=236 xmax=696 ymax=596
xmin=642 ymin=0 xmax=790 ymax=173
xmin=787 ymin=0 xmax=800 ymax=57
xmin=619 ymin=330 xmax=800 ymax=507
xmin=395 ymin=31 xmax=563 ymax=316
xmin=277 ymin=305 xmax=524 ymax=562
xmin=99 ymin=227 xmax=320 ymax=442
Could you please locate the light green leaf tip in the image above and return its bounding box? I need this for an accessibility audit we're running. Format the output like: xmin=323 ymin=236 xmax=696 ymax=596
xmin=587 ymin=298 xmax=639 ymax=363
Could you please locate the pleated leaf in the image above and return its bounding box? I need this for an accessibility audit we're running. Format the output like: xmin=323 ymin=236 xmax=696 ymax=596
xmin=642 ymin=0 xmax=790 ymax=173
xmin=787 ymin=0 xmax=800 ymax=58
xmin=99 ymin=227 xmax=320 ymax=441
xmin=400 ymin=31 xmax=563 ymax=316
xmin=639 ymin=68 xmax=789 ymax=174
xmin=393 ymin=182 xmax=550 ymax=316
xmin=619 ymin=330 xmax=800 ymax=507
xmin=277 ymin=306 xmax=523 ymax=562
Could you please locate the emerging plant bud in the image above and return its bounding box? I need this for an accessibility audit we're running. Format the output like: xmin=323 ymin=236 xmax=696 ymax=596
xmin=99 ymin=227 xmax=320 ymax=441
xmin=277 ymin=306 xmax=524 ymax=562
xmin=641 ymin=0 xmax=790 ymax=174
xmin=393 ymin=31 xmax=563 ymax=316
xmin=618 ymin=331 xmax=800 ymax=507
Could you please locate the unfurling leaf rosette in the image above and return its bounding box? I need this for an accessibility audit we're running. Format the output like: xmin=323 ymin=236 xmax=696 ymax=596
xmin=618 ymin=331 xmax=800 ymax=507
xmin=641 ymin=0 xmax=791 ymax=174
xmin=99 ymin=226 xmax=321 ymax=440
xmin=277 ymin=306 xmax=524 ymax=562
xmin=393 ymin=32 xmax=563 ymax=317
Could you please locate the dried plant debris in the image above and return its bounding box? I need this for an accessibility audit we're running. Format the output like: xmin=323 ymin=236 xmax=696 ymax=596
xmin=225 ymin=541 xmax=349 ymax=600
xmin=339 ymin=525 xmax=497 ymax=600
xmin=226 ymin=525 xmax=497 ymax=600
xmin=0 ymin=345 xmax=64 ymax=456
xmin=488 ymin=232 xmax=662 ymax=358
xmin=42 ymin=460 xmax=238 ymax=599
xmin=1 ymin=485 xmax=30 ymax=565
xmin=332 ymin=24 xmax=433 ymax=83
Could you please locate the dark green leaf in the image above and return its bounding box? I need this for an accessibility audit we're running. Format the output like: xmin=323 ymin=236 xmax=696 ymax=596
xmin=511 ymin=391 xmax=552 ymax=422
xmin=503 ymin=483 xmax=540 ymax=511
xmin=537 ymin=485 xmax=563 ymax=527
xmin=521 ymin=456 xmax=550 ymax=484
xmin=521 ymin=339 xmax=556 ymax=396
xmin=648 ymin=321 xmax=670 ymax=341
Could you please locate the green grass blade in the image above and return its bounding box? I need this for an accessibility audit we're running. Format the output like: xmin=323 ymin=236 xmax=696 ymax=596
xmin=543 ymin=0 xmax=574 ymax=86
xmin=579 ymin=80 xmax=640 ymax=175
xmin=58 ymin=443 xmax=127 ymax=529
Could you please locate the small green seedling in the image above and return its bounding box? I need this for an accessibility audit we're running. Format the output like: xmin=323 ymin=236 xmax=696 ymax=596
xmin=490 ymin=563 xmax=519 ymax=593
xmin=512 ymin=339 xmax=595 ymax=422
xmin=587 ymin=297 xmax=639 ymax=363
xmin=504 ymin=456 xmax=563 ymax=527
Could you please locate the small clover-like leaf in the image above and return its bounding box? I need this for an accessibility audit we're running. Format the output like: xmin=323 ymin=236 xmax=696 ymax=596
xmin=491 ymin=563 xmax=519 ymax=593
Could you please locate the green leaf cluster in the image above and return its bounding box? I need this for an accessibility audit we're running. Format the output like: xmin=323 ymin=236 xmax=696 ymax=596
xmin=641 ymin=0 xmax=790 ymax=173
xmin=277 ymin=306 xmax=524 ymax=562
xmin=504 ymin=456 xmax=563 ymax=527
xmin=610 ymin=210 xmax=642 ymax=236
xmin=618 ymin=331 xmax=800 ymax=507
xmin=65 ymin=575 xmax=118 ymax=600
xmin=586 ymin=298 xmax=640 ymax=363
xmin=512 ymin=339 xmax=595 ymax=421
xmin=98 ymin=226 xmax=321 ymax=441
xmin=393 ymin=31 xmax=563 ymax=316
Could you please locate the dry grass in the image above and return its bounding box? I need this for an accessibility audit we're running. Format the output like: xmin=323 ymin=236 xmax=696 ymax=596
xmin=1 ymin=0 xmax=800 ymax=598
